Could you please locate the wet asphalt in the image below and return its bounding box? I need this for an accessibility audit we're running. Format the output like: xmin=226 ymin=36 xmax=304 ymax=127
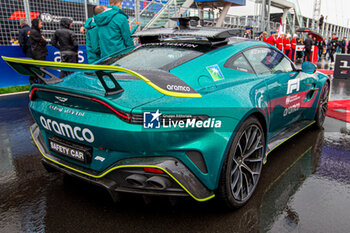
xmin=0 ymin=77 xmax=350 ymax=233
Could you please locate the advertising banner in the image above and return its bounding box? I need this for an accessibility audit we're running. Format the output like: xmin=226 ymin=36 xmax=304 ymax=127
xmin=334 ymin=54 xmax=350 ymax=79
xmin=0 ymin=45 xmax=87 ymax=88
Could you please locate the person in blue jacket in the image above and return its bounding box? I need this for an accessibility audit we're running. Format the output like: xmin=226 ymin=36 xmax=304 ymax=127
xmin=84 ymin=5 xmax=106 ymax=63
xmin=94 ymin=0 xmax=135 ymax=59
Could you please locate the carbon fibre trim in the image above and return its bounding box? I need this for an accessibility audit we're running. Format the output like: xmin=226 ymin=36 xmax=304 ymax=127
xmin=266 ymin=120 xmax=315 ymax=155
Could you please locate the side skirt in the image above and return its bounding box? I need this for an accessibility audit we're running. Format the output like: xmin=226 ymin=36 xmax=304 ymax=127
xmin=264 ymin=120 xmax=316 ymax=163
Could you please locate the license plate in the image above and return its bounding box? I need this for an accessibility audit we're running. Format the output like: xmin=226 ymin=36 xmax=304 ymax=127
xmin=49 ymin=137 xmax=92 ymax=164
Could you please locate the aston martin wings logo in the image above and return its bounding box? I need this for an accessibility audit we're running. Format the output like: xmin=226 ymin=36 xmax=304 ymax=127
xmin=55 ymin=96 xmax=68 ymax=103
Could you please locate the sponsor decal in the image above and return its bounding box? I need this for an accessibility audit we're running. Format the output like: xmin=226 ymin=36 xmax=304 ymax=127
xmin=334 ymin=54 xmax=350 ymax=78
xmin=143 ymin=110 xmax=162 ymax=129
xmin=143 ymin=110 xmax=221 ymax=129
xmin=237 ymin=67 xmax=249 ymax=72
xmin=40 ymin=116 xmax=94 ymax=143
xmin=206 ymin=65 xmax=224 ymax=81
xmin=166 ymin=84 xmax=191 ymax=92
xmin=9 ymin=11 xmax=40 ymax=20
xmin=340 ymin=60 xmax=350 ymax=69
xmin=162 ymin=117 xmax=222 ymax=129
xmin=55 ymin=96 xmax=68 ymax=103
xmin=94 ymin=156 xmax=105 ymax=162
xmin=287 ymin=78 xmax=300 ymax=94
xmin=285 ymin=94 xmax=301 ymax=105
xmin=283 ymin=103 xmax=300 ymax=116
xmin=48 ymin=105 xmax=85 ymax=117
xmin=40 ymin=13 xmax=84 ymax=24
xmin=143 ymin=43 xmax=198 ymax=48
xmin=50 ymin=141 xmax=84 ymax=161
xmin=54 ymin=51 xmax=85 ymax=63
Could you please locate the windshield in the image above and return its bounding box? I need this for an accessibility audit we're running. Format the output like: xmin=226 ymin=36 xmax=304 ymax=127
xmin=98 ymin=46 xmax=203 ymax=70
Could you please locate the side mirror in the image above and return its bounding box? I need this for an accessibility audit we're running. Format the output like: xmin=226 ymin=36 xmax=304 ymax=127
xmin=302 ymin=62 xmax=316 ymax=74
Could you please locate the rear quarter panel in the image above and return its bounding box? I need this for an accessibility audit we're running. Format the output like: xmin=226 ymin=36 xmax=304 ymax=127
xmin=138 ymin=42 xmax=271 ymax=189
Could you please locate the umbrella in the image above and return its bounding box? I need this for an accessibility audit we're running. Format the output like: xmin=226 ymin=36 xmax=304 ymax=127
xmin=296 ymin=28 xmax=323 ymax=41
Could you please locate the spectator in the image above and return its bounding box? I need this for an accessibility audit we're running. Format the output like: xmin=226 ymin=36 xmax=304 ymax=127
xmin=318 ymin=38 xmax=326 ymax=60
xmin=326 ymin=37 xmax=331 ymax=60
xmin=284 ymin=34 xmax=291 ymax=58
xmin=30 ymin=18 xmax=48 ymax=61
xmin=329 ymin=33 xmax=339 ymax=63
xmin=304 ymin=34 xmax=313 ymax=62
xmin=262 ymin=31 xmax=267 ymax=42
xmin=52 ymin=18 xmax=79 ymax=78
xmin=266 ymin=31 xmax=277 ymax=46
xmin=336 ymin=37 xmax=341 ymax=53
xmin=341 ymin=37 xmax=346 ymax=54
xmin=319 ymin=15 xmax=324 ymax=31
xmin=296 ymin=37 xmax=304 ymax=61
xmin=84 ymin=5 xmax=106 ymax=63
xmin=291 ymin=34 xmax=297 ymax=61
xmin=52 ymin=18 xmax=78 ymax=63
xmin=18 ymin=19 xmax=32 ymax=58
xmin=243 ymin=27 xmax=252 ymax=39
xmin=277 ymin=33 xmax=284 ymax=51
xmin=95 ymin=0 xmax=135 ymax=58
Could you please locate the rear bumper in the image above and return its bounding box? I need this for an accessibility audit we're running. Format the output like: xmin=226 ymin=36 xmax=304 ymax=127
xmin=31 ymin=123 xmax=215 ymax=202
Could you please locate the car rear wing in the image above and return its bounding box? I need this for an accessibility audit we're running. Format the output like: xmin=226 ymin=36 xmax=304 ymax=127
xmin=2 ymin=56 xmax=201 ymax=98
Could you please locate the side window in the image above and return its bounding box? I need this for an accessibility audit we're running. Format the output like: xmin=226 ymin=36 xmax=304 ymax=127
xmin=243 ymin=47 xmax=274 ymax=75
xmin=225 ymin=53 xmax=254 ymax=74
xmin=244 ymin=47 xmax=294 ymax=75
xmin=270 ymin=52 xmax=294 ymax=73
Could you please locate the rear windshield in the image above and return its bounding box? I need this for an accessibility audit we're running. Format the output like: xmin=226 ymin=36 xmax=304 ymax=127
xmin=99 ymin=46 xmax=203 ymax=70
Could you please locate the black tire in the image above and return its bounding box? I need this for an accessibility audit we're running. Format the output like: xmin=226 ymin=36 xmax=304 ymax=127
xmin=218 ymin=116 xmax=265 ymax=209
xmin=314 ymin=82 xmax=330 ymax=129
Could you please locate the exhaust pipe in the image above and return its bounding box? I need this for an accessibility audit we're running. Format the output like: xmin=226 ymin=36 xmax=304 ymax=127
xmin=125 ymin=174 xmax=147 ymax=187
xmin=146 ymin=176 xmax=171 ymax=190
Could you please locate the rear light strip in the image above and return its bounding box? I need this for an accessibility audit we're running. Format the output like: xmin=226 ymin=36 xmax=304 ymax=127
xmin=29 ymin=87 xmax=133 ymax=122
xmin=91 ymin=98 xmax=131 ymax=120
xmin=29 ymin=87 xmax=38 ymax=100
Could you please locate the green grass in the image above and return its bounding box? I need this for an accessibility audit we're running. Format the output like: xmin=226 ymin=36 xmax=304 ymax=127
xmin=0 ymin=85 xmax=31 ymax=94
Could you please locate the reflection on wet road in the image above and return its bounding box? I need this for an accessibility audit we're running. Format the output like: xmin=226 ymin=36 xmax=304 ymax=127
xmin=0 ymin=92 xmax=350 ymax=233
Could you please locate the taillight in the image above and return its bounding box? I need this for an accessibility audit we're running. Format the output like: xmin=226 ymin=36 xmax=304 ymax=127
xmin=91 ymin=98 xmax=131 ymax=121
xmin=29 ymin=87 xmax=38 ymax=100
xmin=144 ymin=167 xmax=164 ymax=174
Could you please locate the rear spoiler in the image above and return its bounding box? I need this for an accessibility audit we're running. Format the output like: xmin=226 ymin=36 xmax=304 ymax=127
xmin=2 ymin=57 xmax=201 ymax=98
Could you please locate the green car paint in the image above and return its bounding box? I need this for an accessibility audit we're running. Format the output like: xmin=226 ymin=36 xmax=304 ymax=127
xmin=3 ymin=39 xmax=329 ymax=201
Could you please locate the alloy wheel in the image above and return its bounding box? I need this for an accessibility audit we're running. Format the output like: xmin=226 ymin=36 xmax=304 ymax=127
xmin=318 ymin=83 xmax=329 ymax=124
xmin=230 ymin=125 xmax=264 ymax=202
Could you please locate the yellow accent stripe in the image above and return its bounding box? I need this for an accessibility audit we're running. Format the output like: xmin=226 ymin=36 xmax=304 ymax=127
xmin=2 ymin=56 xmax=201 ymax=99
xmin=264 ymin=121 xmax=315 ymax=164
xmin=30 ymin=127 xmax=214 ymax=202
xmin=260 ymin=146 xmax=312 ymax=208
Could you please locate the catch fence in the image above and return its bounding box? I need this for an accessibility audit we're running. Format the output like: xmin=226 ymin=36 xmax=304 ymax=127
xmin=0 ymin=0 xmax=165 ymax=45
